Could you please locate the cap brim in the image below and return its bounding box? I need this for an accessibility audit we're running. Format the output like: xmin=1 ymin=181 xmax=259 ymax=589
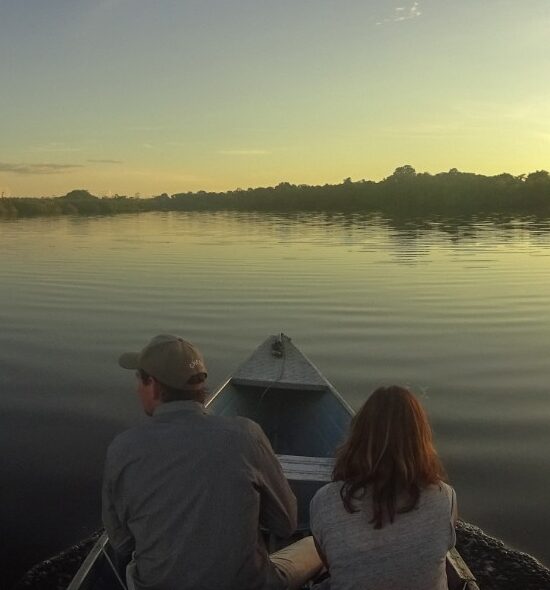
xmin=118 ymin=352 xmax=140 ymax=370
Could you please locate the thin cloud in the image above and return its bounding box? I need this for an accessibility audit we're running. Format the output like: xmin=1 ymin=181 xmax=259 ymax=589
xmin=395 ymin=2 xmax=421 ymax=21
xmin=218 ymin=149 xmax=270 ymax=156
xmin=0 ymin=162 xmax=83 ymax=175
xmin=88 ymin=159 xmax=123 ymax=164
xmin=31 ymin=142 xmax=83 ymax=153
xmin=377 ymin=2 xmax=422 ymax=25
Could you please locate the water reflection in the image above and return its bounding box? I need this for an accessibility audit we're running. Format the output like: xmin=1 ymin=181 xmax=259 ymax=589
xmin=1 ymin=211 xmax=550 ymax=584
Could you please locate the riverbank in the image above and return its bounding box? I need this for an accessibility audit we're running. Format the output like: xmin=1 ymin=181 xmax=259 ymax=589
xmin=13 ymin=522 xmax=550 ymax=590
xmin=2 ymin=167 xmax=550 ymax=219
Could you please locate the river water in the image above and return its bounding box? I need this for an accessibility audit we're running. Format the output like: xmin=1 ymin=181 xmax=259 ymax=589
xmin=2 ymin=211 xmax=550 ymax=584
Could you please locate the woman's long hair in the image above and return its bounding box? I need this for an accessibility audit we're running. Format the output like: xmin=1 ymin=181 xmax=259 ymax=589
xmin=333 ymin=385 xmax=446 ymax=529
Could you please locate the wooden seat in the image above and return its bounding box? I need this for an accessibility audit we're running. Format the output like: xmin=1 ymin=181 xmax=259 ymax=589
xmin=277 ymin=455 xmax=334 ymax=482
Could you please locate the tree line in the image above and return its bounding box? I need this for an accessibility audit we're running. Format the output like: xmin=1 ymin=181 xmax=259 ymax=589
xmin=1 ymin=166 xmax=550 ymax=219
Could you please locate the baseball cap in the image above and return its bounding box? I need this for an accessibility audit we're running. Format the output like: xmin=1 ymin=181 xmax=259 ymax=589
xmin=118 ymin=334 xmax=207 ymax=389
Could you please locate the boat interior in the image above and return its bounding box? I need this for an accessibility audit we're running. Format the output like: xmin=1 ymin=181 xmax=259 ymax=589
xmin=208 ymin=382 xmax=351 ymax=458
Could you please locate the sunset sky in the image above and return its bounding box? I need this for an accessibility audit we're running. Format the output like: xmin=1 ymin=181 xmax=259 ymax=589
xmin=1 ymin=0 xmax=549 ymax=197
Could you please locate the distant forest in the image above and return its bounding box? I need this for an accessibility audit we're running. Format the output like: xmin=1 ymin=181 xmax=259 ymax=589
xmin=2 ymin=166 xmax=550 ymax=219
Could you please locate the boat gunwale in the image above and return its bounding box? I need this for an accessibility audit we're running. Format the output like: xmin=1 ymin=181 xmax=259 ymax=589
xmin=67 ymin=335 xmax=478 ymax=590
xmin=206 ymin=335 xmax=355 ymax=417
xmin=66 ymin=532 xmax=109 ymax=590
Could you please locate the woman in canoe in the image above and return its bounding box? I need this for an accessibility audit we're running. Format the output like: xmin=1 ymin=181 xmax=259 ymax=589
xmin=310 ymin=385 xmax=457 ymax=590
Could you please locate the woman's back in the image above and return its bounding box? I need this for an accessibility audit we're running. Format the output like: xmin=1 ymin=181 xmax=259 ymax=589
xmin=310 ymin=481 xmax=456 ymax=590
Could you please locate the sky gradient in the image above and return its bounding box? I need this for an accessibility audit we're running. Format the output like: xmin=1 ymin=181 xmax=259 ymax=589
xmin=1 ymin=0 xmax=549 ymax=197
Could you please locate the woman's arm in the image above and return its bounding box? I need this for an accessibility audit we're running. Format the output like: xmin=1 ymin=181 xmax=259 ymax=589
xmin=313 ymin=536 xmax=330 ymax=571
xmin=451 ymin=487 xmax=458 ymax=527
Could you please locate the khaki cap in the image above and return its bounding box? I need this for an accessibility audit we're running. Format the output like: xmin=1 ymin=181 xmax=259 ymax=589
xmin=119 ymin=334 xmax=207 ymax=389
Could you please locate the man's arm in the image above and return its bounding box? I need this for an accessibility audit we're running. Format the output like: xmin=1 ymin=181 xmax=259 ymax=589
xmin=248 ymin=421 xmax=297 ymax=538
xmin=102 ymin=449 xmax=134 ymax=556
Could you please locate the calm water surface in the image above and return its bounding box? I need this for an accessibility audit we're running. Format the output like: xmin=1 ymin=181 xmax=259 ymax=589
xmin=2 ymin=211 xmax=550 ymax=584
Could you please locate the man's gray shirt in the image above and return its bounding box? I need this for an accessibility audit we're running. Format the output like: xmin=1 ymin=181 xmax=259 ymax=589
xmin=102 ymin=401 xmax=297 ymax=590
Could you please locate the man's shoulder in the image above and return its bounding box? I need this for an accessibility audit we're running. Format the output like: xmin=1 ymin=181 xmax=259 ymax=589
xmin=199 ymin=414 xmax=273 ymax=459
xmin=106 ymin=414 xmax=267 ymax=461
xmin=106 ymin=422 xmax=150 ymax=458
xmin=206 ymin=413 xmax=265 ymax=441
xmin=105 ymin=417 xmax=195 ymax=467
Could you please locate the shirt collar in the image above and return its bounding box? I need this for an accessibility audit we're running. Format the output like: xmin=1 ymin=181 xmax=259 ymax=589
xmin=153 ymin=400 xmax=207 ymax=416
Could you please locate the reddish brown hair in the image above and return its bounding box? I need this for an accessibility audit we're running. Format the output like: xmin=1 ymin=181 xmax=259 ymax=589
xmin=333 ymin=385 xmax=446 ymax=529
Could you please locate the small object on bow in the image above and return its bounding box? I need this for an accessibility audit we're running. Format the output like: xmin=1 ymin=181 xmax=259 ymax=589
xmin=271 ymin=333 xmax=288 ymax=358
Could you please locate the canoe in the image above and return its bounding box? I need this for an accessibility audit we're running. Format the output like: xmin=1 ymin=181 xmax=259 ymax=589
xmin=68 ymin=333 xmax=479 ymax=590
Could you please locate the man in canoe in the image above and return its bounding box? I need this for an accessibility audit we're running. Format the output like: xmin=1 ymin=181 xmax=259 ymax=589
xmin=102 ymin=334 xmax=322 ymax=590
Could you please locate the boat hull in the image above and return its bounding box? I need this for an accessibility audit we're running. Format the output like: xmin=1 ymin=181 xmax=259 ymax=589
xmin=68 ymin=334 xmax=478 ymax=590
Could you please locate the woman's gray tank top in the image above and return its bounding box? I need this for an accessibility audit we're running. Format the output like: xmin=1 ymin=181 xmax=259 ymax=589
xmin=310 ymin=481 xmax=457 ymax=590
